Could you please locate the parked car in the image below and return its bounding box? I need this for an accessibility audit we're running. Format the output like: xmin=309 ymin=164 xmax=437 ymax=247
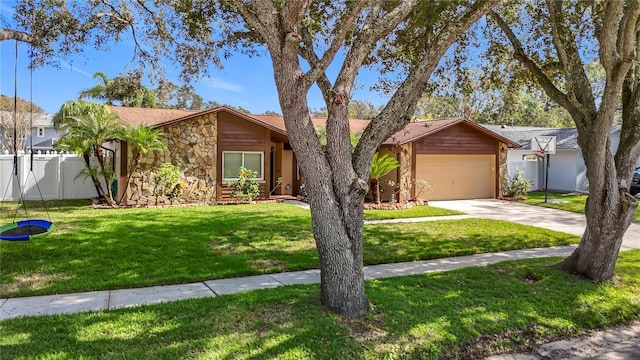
xmin=631 ymin=167 xmax=640 ymax=195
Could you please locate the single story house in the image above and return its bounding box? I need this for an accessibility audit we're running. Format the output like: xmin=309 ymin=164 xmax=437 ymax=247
xmin=483 ymin=124 xmax=640 ymax=193
xmin=109 ymin=106 xmax=520 ymax=204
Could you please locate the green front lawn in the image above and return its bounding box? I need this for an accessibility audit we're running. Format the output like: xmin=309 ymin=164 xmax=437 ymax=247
xmin=364 ymin=205 xmax=463 ymax=220
xmin=0 ymin=202 xmax=579 ymax=298
xmin=522 ymin=192 xmax=640 ymax=223
xmin=2 ymin=250 xmax=639 ymax=359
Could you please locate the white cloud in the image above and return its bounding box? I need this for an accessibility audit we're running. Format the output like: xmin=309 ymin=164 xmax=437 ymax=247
xmin=202 ymin=77 xmax=244 ymax=93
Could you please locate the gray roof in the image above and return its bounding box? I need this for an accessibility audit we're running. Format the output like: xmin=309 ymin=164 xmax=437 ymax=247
xmin=31 ymin=138 xmax=57 ymax=149
xmin=481 ymin=124 xmax=579 ymax=150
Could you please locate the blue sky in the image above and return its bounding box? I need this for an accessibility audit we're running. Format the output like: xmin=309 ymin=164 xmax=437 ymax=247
xmin=0 ymin=1 xmax=391 ymax=115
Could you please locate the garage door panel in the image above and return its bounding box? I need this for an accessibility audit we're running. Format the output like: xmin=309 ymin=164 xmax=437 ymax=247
xmin=416 ymin=155 xmax=494 ymax=200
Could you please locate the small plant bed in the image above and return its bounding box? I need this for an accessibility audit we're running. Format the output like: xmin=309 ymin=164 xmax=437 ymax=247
xmin=363 ymin=200 xmax=427 ymax=210
xmin=1 ymin=201 xmax=578 ymax=298
xmin=2 ymin=251 xmax=639 ymax=359
xmin=364 ymin=204 xmax=463 ymax=220
xmin=521 ymin=191 xmax=640 ymax=223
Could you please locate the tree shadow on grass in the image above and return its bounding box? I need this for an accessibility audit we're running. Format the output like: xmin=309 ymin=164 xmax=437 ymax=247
xmin=2 ymin=253 xmax=639 ymax=359
xmin=363 ymin=219 xmax=579 ymax=264
xmin=363 ymin=254 xmax=640 ymax=359
xmin=1 ymin=205 xmax=317 ymax=297
xmin=0 ymin=286 xmax=363 ymax=360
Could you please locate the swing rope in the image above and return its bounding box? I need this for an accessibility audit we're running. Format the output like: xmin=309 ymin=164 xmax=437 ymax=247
xmin=0 ymin=40 xmax=54 ymax=241
xmin=10 ymin=39 xmax=28 ymax=223
xmin=27 ymin=42 xmax=51 ymax=223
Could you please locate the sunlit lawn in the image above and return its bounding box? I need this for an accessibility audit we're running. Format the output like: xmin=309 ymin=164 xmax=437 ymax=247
xmin=2 ymin=250 xmax=639 ymax=359
xmin=364 ymin=205 xmax=463 ymax=220
xmin=522 ymin=191 xmax=640 ymax=223
xmin=1 ymin=201 xmax=578 ymax=298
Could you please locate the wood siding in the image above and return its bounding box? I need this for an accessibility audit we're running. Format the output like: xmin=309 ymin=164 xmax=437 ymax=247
xmin=410 ymin=123 xmax=505 ymax=200
xmin=414 ymin=124 xmax=499 ymax=155
xmin=218 ymin=112 xmax=270 ymax=151
xmin=217 ymin=112 xmax=271 ymax=200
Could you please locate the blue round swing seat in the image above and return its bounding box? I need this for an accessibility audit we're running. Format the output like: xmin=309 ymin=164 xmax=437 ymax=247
xmin=0 ymin=219 xmax=55 ymax=241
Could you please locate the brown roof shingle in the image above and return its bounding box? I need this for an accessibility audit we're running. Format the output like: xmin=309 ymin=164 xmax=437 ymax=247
xmin=108 ymin=106 xmax=518 ymax=147
xmin=109 ymin=106 xmax=199 ymax=127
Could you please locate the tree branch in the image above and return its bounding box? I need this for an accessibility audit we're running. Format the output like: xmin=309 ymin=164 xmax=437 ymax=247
xmin=299 ymin=0 xmax=368 ymax=90
xmin=299 ymin=28 xmax=333 ymax=103
xmin=598 ymin=0 xmax=624 ymax=70
xmin=352 ymin=0 xmax=500 ymax=176
xmin=231 ymin=0 xmax=279 ymax=50
xmin=489 ymin=11 xmax=582 ymax=121
xmin=0 ymin=28 xmax=33 ymax=43
xmin=334 ymin=1 xmax=417 ymax=93
xmin=546 ymin=0 xmax=597 ymax=120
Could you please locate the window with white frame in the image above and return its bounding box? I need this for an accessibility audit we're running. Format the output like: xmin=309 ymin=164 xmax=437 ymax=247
xmin=222 ymin=151 xmax=264 ymax=180
xmin=37 ymin=127 xmax=45 ymax=138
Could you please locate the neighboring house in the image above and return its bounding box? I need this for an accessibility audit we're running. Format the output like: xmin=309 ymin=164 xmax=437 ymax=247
xmin=26 ymin=114 xmax=61 ymax=153
xmin=109 ymin=106 xmax=520 ymax=205
xmin=483 ymin=125 xmax=585 ymax=192
xmin=484 ymin=124 xmax=640 ymax=193
xmin=610 ymin=125 xmax=640 ymax=168
xmin=0 ymin=113 xmax=61 ymax=154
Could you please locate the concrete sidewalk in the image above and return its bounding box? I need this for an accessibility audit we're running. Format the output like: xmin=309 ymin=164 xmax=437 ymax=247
xmin=0 ymin=245 xmax=576 ymax=320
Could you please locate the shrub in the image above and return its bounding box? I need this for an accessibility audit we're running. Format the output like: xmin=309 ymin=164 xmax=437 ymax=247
xmin=154 ymin=163 xmax=183 ymax=201
xmin=228 ymin=167 xmax=261 ymax=202
xmin=505 ymin=169 xmax=532 ymax=199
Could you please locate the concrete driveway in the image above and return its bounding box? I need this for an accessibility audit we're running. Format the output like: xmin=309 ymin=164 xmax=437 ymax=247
xmin=430 ymin=199 xmax=640 ymax=251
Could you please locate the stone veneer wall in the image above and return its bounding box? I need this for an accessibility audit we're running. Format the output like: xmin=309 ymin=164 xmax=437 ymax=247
xmin=498 ymin=142 xmax=509 ymax=198
xmin=398 ymin=143 xmax=413 ymax=202
xmin=126 ymin=113 xmax=218 ymax=205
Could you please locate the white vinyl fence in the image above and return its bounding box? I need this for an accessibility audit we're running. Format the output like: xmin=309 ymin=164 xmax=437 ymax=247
xmin=0 ymin=153 xmax=105 ymax=201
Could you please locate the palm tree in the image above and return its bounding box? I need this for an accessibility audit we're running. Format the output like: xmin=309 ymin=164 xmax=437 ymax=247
xmin=52 ymin=100 xmax=113 ymax=129
xmin=118 ymin=124 xmax=166 ymax=203
xmin=369 ymin=152 xmax=400 ymax=204
xmin=55 ymin=112 xmax=121 ymax=205
xmin=78 ymin=72 xmax=111 ymax=104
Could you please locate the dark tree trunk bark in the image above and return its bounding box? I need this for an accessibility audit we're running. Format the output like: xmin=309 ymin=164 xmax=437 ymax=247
xmin=272 ymin=55 xmax=370 ymax=318
xmin=557 ymin=192 xmax=637 ymax=280
xmin=231 ymin=0 xmax=500 ymax=317
xmin=82 ymin=152 xmax=103 ymax=200
xmin=491 ymin=3 xmax=640 ymax=281
xmin=556 ymin=115 xmax=639 ymax=281
xmin=308 ymin=181 xmax=370 ymax=317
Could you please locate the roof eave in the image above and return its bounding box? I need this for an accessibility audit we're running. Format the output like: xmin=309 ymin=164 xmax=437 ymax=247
xmin=152 ymin=107 xmax=289 ymax=136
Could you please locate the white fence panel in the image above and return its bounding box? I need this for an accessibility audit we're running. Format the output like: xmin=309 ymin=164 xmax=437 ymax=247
xmin=0 ymin=153 xmax=101 ymax=201
xmin=0 ymin=155 xmax=20 ymax=201
xmin=24 ymin=155 xmax=60 ymax=200
xmin=61 ymin=156 xmax=99 ymax=199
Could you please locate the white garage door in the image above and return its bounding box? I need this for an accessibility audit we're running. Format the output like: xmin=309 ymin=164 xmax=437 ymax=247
xmin=415 ymin=154 xmax=495 ymax=200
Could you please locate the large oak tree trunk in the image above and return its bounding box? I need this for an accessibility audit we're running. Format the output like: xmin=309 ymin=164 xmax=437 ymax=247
xmin=308 ymin=180 xmax=369 ymax=317
xmin=272 ymin=55 xmax=370 ymax=317
xmin=557 ymin=192 xmax=637 ymax=280
xmin=557 ymin=114 xmax=639 ymax=280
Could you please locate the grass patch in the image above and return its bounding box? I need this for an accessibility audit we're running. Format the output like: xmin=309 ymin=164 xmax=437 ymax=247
xmin=364 ymin=205 xmax=463 ymax=220
xmin=364 ymin=219 xmax=578 ymax=264
xmin=1 ymin=202 xmax=578 ymax=298
xmin=2 ymin=250 xmax=639 ymax=359
xmin=521 ymin=192 xmax=640 ymax=223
